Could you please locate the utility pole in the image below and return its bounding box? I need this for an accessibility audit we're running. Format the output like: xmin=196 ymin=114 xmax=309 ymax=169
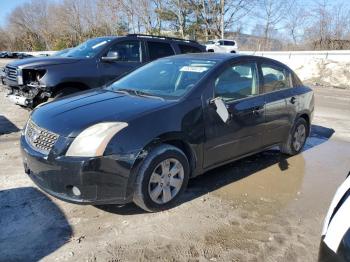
xmin=221 ymin=0 xmax=225 ymax=39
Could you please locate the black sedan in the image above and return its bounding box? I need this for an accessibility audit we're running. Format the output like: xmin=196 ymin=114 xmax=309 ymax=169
xmin=21 ymin=53 xmax=314 ymax=212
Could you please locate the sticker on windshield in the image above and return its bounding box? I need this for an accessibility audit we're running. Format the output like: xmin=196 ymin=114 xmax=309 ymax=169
xmin=92 ymin=41 xmax=108 ymax=49
xmin=180 ymin=66 xmax=209 ymax=73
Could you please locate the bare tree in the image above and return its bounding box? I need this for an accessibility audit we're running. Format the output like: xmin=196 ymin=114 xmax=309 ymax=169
xmin=256 ymin=0 xmax=294 ymax=50
xmin=190 ymin=0 xmax=254 ymax=41
xmin=304 ymin=0 xmax=350 ymax=50
xmin=1 ymin=0 xmax=349 ymax=52
xmin=284 ymin=1 xmax=308 ymax=48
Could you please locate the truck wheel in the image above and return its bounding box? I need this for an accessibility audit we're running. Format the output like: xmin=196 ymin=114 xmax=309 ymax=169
xmin=280 ymin=118 xmax=308 ymax=156
xmin=133 ymin=144 xmax=190 ymax=212
xmin=48 ymin=87 xmax=81 ymax=101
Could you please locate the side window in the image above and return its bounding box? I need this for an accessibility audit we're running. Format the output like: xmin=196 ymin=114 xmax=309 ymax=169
xmin=224 ymin=41 xmax=235 ymax=46
xmin=215 ymin=62 xmax=258 ymax=101
xmin=219 ymin=40 xmax=225 ymax=46
xmin=147 ymin=41 xmax=175 ymax=60
xmin=292 ymin=72 xmax=303 ymax=87
xmin=261 ymin=64 xmax=291 ymax=93
xmin=178 ymin=44 xmax=202 ymax=54
xmin=107 ymin=41 xmax=141 ymax=62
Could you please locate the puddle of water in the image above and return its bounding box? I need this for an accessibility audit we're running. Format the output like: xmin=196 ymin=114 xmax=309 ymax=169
xmin=212 ymin=153 xmax=305 ymax=204
xmin=210 ymin=138 xmax=350 ymax=214
xmin=196 ymin=138 xmax=350 ymax=262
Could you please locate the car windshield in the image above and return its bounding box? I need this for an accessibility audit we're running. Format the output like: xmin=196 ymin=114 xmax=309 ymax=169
xmin=107 ymin=58 xmax=217 ymax=99
xmin=60 ymin=38 xmax=113 ymax=58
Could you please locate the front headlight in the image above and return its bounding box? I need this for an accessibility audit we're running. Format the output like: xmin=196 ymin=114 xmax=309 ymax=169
xmin=17 ymin=68 xmax=23 ymax=85
xmin=65 ymin=122 xmax=128 ymax=157
xmin=22 ymin=118 xmax=29 ymax=136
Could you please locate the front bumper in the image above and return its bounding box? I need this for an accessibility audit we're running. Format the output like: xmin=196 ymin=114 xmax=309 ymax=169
xmin=318 ymin=237 xmax=345 ymax=262
xmin=3 ymin=76 xmax=50 ymax=108
xmin=0 ymin=70 xmax=5 ymax=85
xmin=20 ymin=135 xmax=134 ymax=205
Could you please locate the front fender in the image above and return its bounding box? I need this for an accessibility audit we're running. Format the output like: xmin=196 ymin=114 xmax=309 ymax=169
xmin=104 ymin=98 xmax=205 ymax=198
xmin=38 ymin=60 xmax=100 ymax=91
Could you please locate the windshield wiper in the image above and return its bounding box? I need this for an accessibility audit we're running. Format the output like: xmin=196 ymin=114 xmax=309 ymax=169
xmin=115 ymin=88 xmax=164 ymax=100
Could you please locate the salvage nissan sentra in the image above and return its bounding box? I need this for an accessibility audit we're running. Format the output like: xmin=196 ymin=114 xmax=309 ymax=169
xmin=21 ymin=53 xmax=314 ymax=212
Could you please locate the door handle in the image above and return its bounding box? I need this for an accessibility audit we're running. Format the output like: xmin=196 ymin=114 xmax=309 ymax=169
xmin=252 ymin=106 xmax=264 ymax=115
xmin=253 ymin=105 xmax=264 ymax=110
xmin=290 ymin=96 xmax=297 ymax=104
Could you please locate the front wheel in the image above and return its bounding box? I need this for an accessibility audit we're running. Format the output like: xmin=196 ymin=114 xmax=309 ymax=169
xmin=280 ymin=118 xmax=308 ymax=155
xmin=133 ymin=144 xmax=190 ymax=212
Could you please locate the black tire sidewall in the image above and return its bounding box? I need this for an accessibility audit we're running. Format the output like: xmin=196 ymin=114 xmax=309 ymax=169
xmin=137 ymin=146 xmax=190 ymax=212
xmin=290 ymin=118 xmax=308 ymax=154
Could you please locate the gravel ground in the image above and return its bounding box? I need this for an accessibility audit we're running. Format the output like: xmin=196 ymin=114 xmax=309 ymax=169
xmin=0 ymin=59 xmax=350 ymax=262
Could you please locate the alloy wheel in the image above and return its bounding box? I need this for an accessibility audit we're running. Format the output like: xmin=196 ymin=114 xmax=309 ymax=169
xmin=293 ymin=124 xmax=306 ymax=151
xmin=148 ymin=158 xmax=184 ymax=204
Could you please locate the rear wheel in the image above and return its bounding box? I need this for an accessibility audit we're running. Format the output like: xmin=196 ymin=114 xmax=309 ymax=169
xmin=133 ymin=144 xmax=190 ymax=212
xmin=280 ymin=118 xmax=308 ymax=155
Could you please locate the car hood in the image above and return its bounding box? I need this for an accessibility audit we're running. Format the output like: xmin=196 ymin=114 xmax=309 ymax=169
xmin=30 ymin=89 xmax=173 ymax=137
xmin=8 ymin=57 xmax=81 ymax=69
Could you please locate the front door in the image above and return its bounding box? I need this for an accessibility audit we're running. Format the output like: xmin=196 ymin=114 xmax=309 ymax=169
xmin=98 ymin=40 xmax=143 ymax=86
xmin=203 ymin=61 xmax=265 ymax=168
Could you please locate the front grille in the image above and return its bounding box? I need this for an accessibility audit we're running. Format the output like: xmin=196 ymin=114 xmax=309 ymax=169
xmin=25 ymin=120 xmax=59 ymax=154
xmin=5 ymin=66 xmax=18 ymax=82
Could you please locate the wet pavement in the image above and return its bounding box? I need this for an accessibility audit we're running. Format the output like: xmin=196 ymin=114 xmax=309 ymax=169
xmin=0 ymin=58 xmax=349 ymax=261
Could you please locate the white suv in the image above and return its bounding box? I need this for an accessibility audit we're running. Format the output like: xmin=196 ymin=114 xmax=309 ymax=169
xmin=205 ymin=39 xmax=238 ymax=53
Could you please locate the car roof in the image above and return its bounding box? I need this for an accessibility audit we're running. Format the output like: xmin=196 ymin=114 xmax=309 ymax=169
xmin=93 ymin=34 xmax=202 ymax=46
xmin=158 ymin=53 xmax=293 ymax=70
xmin=161 ymin=52 xmax=243 ymax=61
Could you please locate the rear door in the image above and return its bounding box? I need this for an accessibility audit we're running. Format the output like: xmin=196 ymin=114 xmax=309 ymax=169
xmin=203 ymin=60 xmax=265 ymax=168
xmin=98 ymin=40 xmax=144 ymax=85
xmin=259 ymin=62 xmax=295 ymax=147
xmin=223 ymin=40 xmax=236 ymax=52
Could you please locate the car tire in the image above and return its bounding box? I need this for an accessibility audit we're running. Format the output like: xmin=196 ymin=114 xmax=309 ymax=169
xmin=133 ymin=144 xmax=190 ymax=212
xmin=48 ymin=87 xmax=81 ymax=102
xmin=280 ymin=117 xmax=308 ymax=156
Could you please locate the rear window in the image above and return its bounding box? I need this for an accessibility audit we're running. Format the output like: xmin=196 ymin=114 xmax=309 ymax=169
xmin=178 ymin=44 xmax=202 ymax=54
xmin=261 ymin=63 xmax=291 ymax=93
xmin=147 ymin=41 xmax=175 ymax=60
xmin=292 ymin=73 xmax=303 ymax=87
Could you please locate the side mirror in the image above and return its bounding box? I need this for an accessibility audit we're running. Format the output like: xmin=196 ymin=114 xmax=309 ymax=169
xmin=215 ymin=42 xmax=220 ymax=46
xmin=101 ymin=51 xmax=120 ymax=62
xmin=211 ymin=97 xmax=230 ymax=123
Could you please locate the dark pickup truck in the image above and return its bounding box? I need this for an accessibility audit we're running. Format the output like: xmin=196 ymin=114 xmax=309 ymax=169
xmin=1 ymin=34 xmax=205 ymax=108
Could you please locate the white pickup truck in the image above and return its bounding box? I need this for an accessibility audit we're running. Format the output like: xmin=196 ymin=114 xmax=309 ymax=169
xmin=205 ymin=39 xmax=238 ymax=53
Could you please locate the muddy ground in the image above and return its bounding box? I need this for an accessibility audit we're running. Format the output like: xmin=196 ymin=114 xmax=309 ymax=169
xmin=0 ymin=59 xmax=350 ymax=262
